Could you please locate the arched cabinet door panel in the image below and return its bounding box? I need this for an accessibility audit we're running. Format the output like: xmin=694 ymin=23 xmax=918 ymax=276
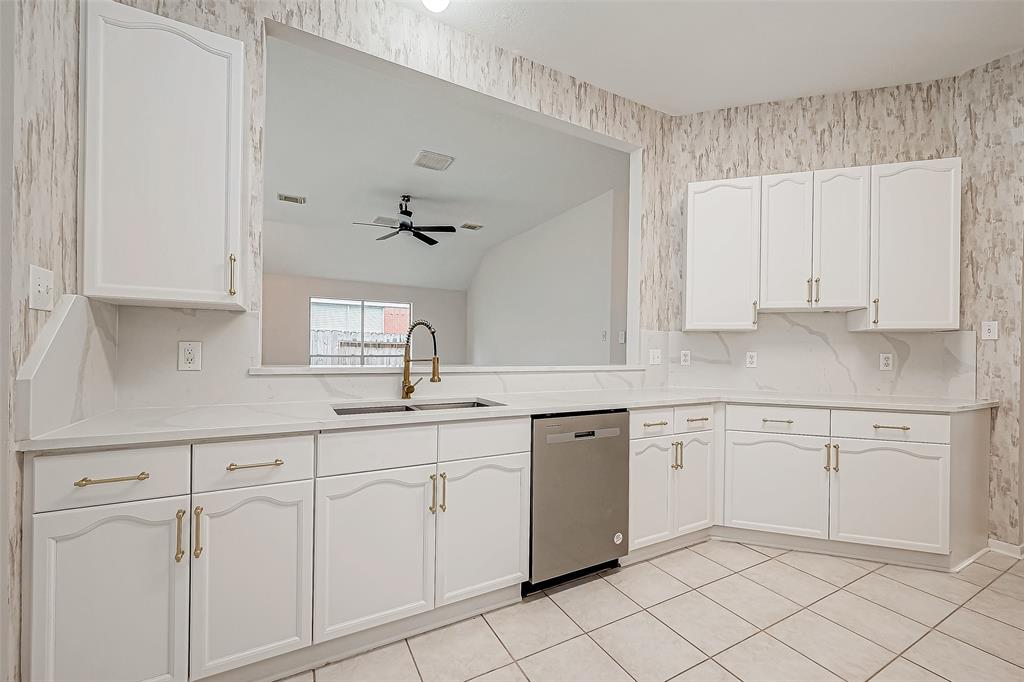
xmin=82 ymin=0 xmax=245 ymax=309
xmin=628 ymin=436 xmax=676 ymax=550
xmin=759 ymin=171 xmax=813 ymax=311
xmin=674 ymin=432 xmax=714 ymax=536
xmin=30 ymin=496 xmax=191 ymax=682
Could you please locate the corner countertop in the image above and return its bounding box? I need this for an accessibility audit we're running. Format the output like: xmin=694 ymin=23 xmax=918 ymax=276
xmin=17 ymin=388 xmax=998 ymax=454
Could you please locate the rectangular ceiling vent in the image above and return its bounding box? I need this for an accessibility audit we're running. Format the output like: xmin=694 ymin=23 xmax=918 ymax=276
xmin=372 ymin=216 xmax=400 ymax=227
xmin=413 ymin=150 xmax=455 ymax=171
xmin=459 ymin=222 xmax=484 ymax=231
xmin=277 ymin=193 xmax=307 ymax=204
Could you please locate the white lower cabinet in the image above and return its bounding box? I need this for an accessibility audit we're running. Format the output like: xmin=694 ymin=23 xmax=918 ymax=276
xmin=190 ymin=481 xmax=314 ymax=678
xmin=724 ymin=431 xmax=830 ymax=539
xmin=829 ymin=438 xmax=950 ymax=553
xmin=435 ymin=452 xmax=530 ymax=605
xmin=30 ymin=496 xmax=191 ymax=682
xmin=629 ymin=431 xmax=713 ymax=551
xmin=314 ymin=463 xmax=437 ymax=643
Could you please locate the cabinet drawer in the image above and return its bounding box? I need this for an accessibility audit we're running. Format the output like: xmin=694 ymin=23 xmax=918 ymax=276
xmin=33 ymin=445 xmax=191 ymax=513
xmin=192 ymin=435 xmax=314 ymax=492
xmin=674 ymin=405 xmax=713 ymax=432
xmin=318 ymin=425 xmax=437 ymax=477
xmin=438 ymin=418 xmax=531 ymax=462
xmin=726 ymin=404 xmax=830 ymax=436
xmin=630 ymin=408 xmax=674 ymax=438
xmin=831 ymin=410 xmax=949 ymax=444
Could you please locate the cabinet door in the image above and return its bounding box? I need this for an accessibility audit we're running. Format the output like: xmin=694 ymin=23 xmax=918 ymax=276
xmin=724 ymin=432 xmax=830 ymax=539
xmin=685 ymin=177 xmax=761 ymax=330
xmin=190 ymin=481 xmax=313 ymax=678
xmin=629 ymin=436 xmax=676 ymax=550
xmin=813 ymin=167 xmax=870 ymax=310
xmin=759 ymin=172 xmax=813 ymax=311
xmin=314 ymin=464 xmax=436 ymax=642
xmin=435 ymin=452 xmax=530 ymax=605
xmin=674 ymin=432 xmax=714 ymax=536
xmin=30 ymin=496 xmax=190 ymax=682
xmin=855 ymin=158 xmax=961 ymax=330
xmin=82 ymin=0 xmax=245 ymax=309
xmin=829 ymin=438 xmax=949 ymax=554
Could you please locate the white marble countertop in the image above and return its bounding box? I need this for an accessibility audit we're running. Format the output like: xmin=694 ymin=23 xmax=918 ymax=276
xmin=17 ymin=388 xmax=997 ymax=453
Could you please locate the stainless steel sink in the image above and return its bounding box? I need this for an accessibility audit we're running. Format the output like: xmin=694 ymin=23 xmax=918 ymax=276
xmin=333 ymin=398 xmax=503 ymax=416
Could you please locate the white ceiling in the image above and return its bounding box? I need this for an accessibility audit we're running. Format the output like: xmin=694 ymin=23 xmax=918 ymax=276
xmin=401 ymin=0 xmax=1024 ymax=115
xmin=263 ymin=35 xmax=628 ymax=291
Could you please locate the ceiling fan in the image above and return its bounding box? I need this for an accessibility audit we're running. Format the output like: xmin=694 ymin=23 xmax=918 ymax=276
xmin=352 ymin=195 xmax=456 ymax=246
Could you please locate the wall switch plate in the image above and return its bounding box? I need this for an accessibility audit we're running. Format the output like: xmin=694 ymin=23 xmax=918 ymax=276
xmin=648 ymin=348 xmax=662 ymax=365
xmin=29 ymin=265 xmax=54 ymax=311
xmin=981 ymin=321 xmax=999 ymax=340
xmin=618 ymin=330 xmax=626 ymax=344
xmin=879 ymin=353 xmax=894 ymax=371
xmin=679 ymin=350 xmax=691 ymax=367
xmin=745 ymin=351 xmax=757 ymax=368
xmin=178 ymin=341 xmax=202 ymax=371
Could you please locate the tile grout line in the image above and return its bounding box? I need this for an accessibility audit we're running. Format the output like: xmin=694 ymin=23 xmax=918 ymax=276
xmin=404 ymin=638 xmax=426 ymax=682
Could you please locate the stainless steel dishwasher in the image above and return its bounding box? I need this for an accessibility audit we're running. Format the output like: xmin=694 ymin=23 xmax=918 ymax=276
xmin=531 ymin=410 xmax=629 ymax=585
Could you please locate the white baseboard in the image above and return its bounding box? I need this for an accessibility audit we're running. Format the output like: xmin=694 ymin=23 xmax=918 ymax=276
xmin=988 ymin=538 xmax=1024 ymax=559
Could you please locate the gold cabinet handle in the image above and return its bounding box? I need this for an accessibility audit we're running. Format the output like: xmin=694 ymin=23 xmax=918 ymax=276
xmin=440 ymin=472 xmax=448 ymax=512
xmin=670 ymin=441 xmax=681 ymax=470
xmin=814 ymin=277 xmax=821 ymax=304
xmin=752 ymin=300 xmax=758 ymax=325
xmin=686 ymin=416 xmax=709 ymax=423
xmin=873 ymin=424 xmax=910 ymax=431
xmin=228 ymin=253 xmax=237 ymax=296
xmin=73 ymin=471 xmax=149 ymax=488
xmin=192 ymin=506 xmax=204 ymax=559
xmin=824 ymin=444 xmax=832 ymax=471
xmin=762 ymin=418 xmax=794 ymax=424
xmin=832 ymin=443 xmax=840 ymax=472
xmin=429 ymin=474 xmax=437 ymax=514
xmin=678 ymin=441 xmax=684 ymax=469
xmin=643 ymin=420 xmax=669 ymax=428
xmin=806 ymin=277 xmax=813 ymax=303
xmin=174 ymin=509 xmax=186 ymax=563
xmin=226 ymin=458 xmax=284 ymax=472
xmin=872 ymin=297 xmax=880 ymax=324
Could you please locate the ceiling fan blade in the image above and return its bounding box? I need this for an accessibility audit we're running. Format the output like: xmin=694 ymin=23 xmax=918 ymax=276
xmin=412 ymin=231 xmax=439 ymax=246
xmin=353 ymin=222 xmax=396 ymax=228
xmin=414 ymin=225 xmax=457 ymax=233
xmin=376 ymin=230 xmax=401 ymax=241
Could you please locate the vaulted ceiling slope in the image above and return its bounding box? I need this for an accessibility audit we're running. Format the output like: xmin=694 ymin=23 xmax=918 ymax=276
xmin=402 ymin=0 xmax=1024 ymax=115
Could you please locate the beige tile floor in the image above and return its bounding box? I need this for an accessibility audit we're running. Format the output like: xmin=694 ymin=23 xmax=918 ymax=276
xmin=280 ymin=541 xmax=1024 ymax=682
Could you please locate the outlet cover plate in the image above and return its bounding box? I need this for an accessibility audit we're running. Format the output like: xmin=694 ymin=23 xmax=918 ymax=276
xmin=745 ymin=351 xmax=757 ymax=368
xmin=879 ymin=353 xmax=894 ymax=371
xmin=29 ymin=265 xmax=54 ymax=311
xmin=178 ymin=341 xmax=202 ymax=371
xmin=680 ymin=350 xmax=691 ymax=367
xmin=648 ymin=348 xmax=662 ymax=365
xmin=618 ymin=330 xmax=626 ymax=344
xmin=981 ymin=321 xmax=999 ymax=340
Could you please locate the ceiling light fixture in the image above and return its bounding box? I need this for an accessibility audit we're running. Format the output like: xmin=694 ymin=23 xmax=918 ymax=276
xmin=422 ymin=0 xmax=449 ymax=13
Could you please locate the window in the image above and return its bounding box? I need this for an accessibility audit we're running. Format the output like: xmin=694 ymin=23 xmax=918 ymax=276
xmin=309 ymin=297 xmax=411 ymax=367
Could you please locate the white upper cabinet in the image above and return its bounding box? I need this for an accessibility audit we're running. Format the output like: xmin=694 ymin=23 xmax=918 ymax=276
xmin=685 ymin=177 xmax=761 ymax=330
xmin=82 ymin=0 xmax=245 ymax=309
xmin=848 ymin=158 xmax=961 ymax=331
xmin=759 ymin=172 xmax=814 ymax=310
xmin=813 ymin=167 xmax=871 ymax=310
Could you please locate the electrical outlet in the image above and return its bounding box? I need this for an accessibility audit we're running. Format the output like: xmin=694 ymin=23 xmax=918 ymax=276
xmin=879 ymin=353 xmax=894 ymax=371
xmin=981 ymin=321 xmax=999 ymax=340
xmin=29 ymin=265 xmax=54 ymax=311
xmin=680 ymin=350 xmax=691 ymax=367
xmin=745 ymin=351 xmax=758 ymax=368
xmin=601 ymin=330 xmax=608 ymax=342
xmin=178 ymin=341 xmax=202 ymax=371
xmin=618 ymin=330 xmax=626 ymax=344
xmin=648 ymin=348 xmax=662 ymax=365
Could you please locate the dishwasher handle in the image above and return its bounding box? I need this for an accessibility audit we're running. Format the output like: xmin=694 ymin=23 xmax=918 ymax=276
xmin=544 ymin=427 xmax=622 ymax=445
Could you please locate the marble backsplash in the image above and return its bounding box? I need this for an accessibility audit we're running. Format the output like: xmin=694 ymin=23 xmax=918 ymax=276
xmin=640 ymin=316 xmax=977 ymax=399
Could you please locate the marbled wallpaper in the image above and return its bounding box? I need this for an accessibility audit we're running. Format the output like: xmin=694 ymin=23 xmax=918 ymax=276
xmin=4 ymin=0 xmax=1024 ymax=677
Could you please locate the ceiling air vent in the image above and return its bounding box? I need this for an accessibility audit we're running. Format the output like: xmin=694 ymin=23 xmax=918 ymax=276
xmin=277 ymin=193 xmax=306 ymax=205
xmin=372 ymin=216 xmax=400 ymax=227
xmin=459 ymin=222 xmax=484 ymax=231
xmin=413 ymin=150 xmax=455 ymax=171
